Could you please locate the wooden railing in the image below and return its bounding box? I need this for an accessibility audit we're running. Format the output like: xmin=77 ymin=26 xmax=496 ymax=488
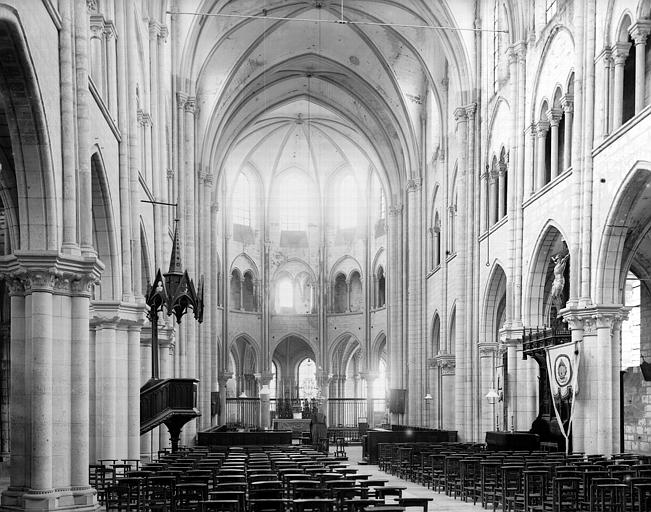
xmin=140 ymin=378 xmax=200 ymax=450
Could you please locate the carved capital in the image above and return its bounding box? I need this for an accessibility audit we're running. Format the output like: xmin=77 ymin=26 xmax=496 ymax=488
xmin=204 ymin=174 xmax=214 ymax=186
xmin=546 ymin=108 xmax=563 ymax=126
xmin=86 ymin=0 xmax=99 ymax=13
xmin=159 ymin=25 xmax=169 ymax=42
xmin=513 ymin=40 xmax=527 ymax=62
xmin=149 ymin=20 xmax=161 ymax=40
xmin=479 ymin=342 xmax=499 ymax=357
xmin=185 ymin=97 xmax=196 ymax=114
xmin=612 ymin=41 xmax=632 ymax=65
xmin=536 ymin=120 xmax=550 ymax=136
xmin=465 ymin=102 xmax=477 ymax=119
xmin=103 ymin=21 xmax=116 ymax=40
xmin=561 ymin=95 xmax=574 ymax=113
xmin=89 ymin=15 xmax=105 ymax=38
xmin=388 ymin=204 xmax=403 ymax=216
xmin=176 ymin=92 xmax=188 ymax=109
xmin=629 ymin=21 xmax=651 ymax=46
xmin=167 ymin=169 xmax=175 ymax=179
xmin=453 ymin=107 xmax=468 ymax=122
xmin=436 ymin=354 xmax=456 ymax=376
xmin=218 ymin=371 xmax=234 ymax=385
xmin=406 ymin=177 xmax=422 ymax=192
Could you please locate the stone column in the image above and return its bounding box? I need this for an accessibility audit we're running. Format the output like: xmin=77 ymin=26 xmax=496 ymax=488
xmin=1 ymin=255 xmax=102 ymax=512
xmin=563 ymin=305 xmax=628 ymax=455
xmin=387 ymin=204 xmax=404 ymax=424
xmin=497 ymin=163 xmax=506 ymax=219
xmin=363 ymin=372 xmax=377 ymax=427
xmin=630 ymin=22 xmax=651 ymax=114
xmin=547 ymin=109 xmax=562 ymax=180
xmin=535 ymin=121 xmax=550 ymax=190
xmin=488 ymin=170 xmax=497 ymax=226
xmin=478 ymin=343 xmax=498 ymax=435
xmin=89 ymin=15 xmax=105 ymax=95
xmin=406 ymin=177 xmax=423 ymax=424
xmin=104 ymin=21 xmax=118 ymax=119
xmin=436 ymin=355 xmax=455 ymax=431
xmin=612 ymin=42 xmax=631 ymax=130
xmin=256 ymin=372 xmax=273 ymax=429
xmin=561 ymin=96 xmax=573 ymax=171
xmin=218 ymin=372 xmax=232 ymax=425
xmin=480 ymin=168 xmax=488 ymax=233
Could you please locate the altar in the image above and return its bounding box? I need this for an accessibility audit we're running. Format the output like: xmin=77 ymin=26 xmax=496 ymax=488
xmin=272 ymin=418 xmax=312 ymax=438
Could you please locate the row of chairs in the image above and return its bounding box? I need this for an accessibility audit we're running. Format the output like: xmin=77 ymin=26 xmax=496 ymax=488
xmin=90 ymin=445 xmax=391 ymax=512
xmin=377 ymin=441 xmax=651 ymax=511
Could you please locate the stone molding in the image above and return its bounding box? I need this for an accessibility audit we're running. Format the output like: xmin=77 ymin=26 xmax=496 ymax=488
xmin=89 ymin=15 xmax=105 ymax=38
xmin=560 ymin=304 xmax=630 ymax=334
xmin=149 ymin=20 xmax=161 ymax=40
xmin=629 ymin=20 xmax=651 ymax=45
xmin=0 ymin=252 xmax=103 ymax=298
xmin=612 ymin=41 xmax=632 ymax=65
xmin=218 ymin=371 xmax=234 ymax=384
xmin=453 ymin=106 xmax=467 ymax=122
xmin=90 ymin=300 xmax=146 ymax=328
xmin=561 ymin=94 xmax=574 ymax=113
xmin=388 ymin=204 xmax=403 ymax=216
xmin=536 ymin=120 xmax=550 ymax=135
xmin=406 ymin=177 xmax=422 ymax=192
xmin=546 ymin=108 xmax=563 ymax=126
xmin=435 ymin=354 xmax=456 ymax=375
xmin=176 ymin=92 xmax=188 ymax=109
xmin=478 ymin=342 xmax=499 ymax=357
xmin=184 ymin=97 xmax=196 ymax=114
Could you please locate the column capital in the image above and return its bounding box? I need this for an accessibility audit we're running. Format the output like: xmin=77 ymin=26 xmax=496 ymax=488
xmin=511 ymin=40 xmax=527 ymax=62
xmin=176 ymin=92 xmax=188 ymax=109
xmin=0 ymin=253 xmax=103 ymax=297
xmin=388 ymin=204 xmax=403 ymax=216
xmin=211 ymin=203 xmax=220 ymax=213
xmin=465 ymin=102 xmax=477 ymax=119
xmin=359 ymin=371 xmax=378 ymax=382
xmin=546 ymin=108 xmax=563 ymax=126
xmin=86 ymin=0 xmax=99 ymax=13
xmin=535 ymin=120 xmax=550 ymax=136
xmin=560 ymin=304 xmax=630 ymax=333
xmin=184 ymin=97 xmax=196 ymax=114
xmin=629 ymin=20 xmax=651 ymax=45
xmin=103 ymin=21 xmax=116 ymax=40
xmin=149 ymin=20 xmax=162 ymax=40
xmin=167 ymin=168 xmax=175 ymax=179
xmin=478 ymin=342 xmax=499 ymax=357
xmin=453 ymin=106 xmax=468 ymax=122
xmin=612 ymin=41 xmax=632 ymax=65
xmin=498 ymin=162 xmax=507 ymax=175
xmin=159 ymin=25 xmax=169 ymax=42
xmin=218 ymin=371 xmax=234 ymax=386
xmin=435 ymin=354 xmax=456 ymax=375
xmin=89 ymin=14 xmax=105 ymax=38
xmin=561 ymin=94 xmax=574 ymax=113
xmin=489 ymin=169 xmax=499 ymax=182
xmin=254 ymin=372 xmax=274 ymax=387
xmin=204 ymin=173 xmax=214 ymax=186
xmin=406 ymin=177 xmax=422 ymax=192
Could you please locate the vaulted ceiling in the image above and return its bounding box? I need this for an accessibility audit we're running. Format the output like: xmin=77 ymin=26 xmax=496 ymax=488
xmin=175 ymin=0 xmax=474 ymax=201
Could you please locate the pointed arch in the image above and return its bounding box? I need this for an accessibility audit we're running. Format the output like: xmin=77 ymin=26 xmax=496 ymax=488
xmin=481 ymin=261 xmax=508 ymax=344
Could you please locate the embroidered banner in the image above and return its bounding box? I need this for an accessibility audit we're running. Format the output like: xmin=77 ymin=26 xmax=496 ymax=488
xmin=546 ymin=341 xmax=580 ymax=454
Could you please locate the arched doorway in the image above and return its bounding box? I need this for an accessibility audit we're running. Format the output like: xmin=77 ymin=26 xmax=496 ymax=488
xmin=272 ymin=336 xmax=316 ymax=419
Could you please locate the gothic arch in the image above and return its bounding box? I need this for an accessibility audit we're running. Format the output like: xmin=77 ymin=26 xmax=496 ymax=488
xmin=0 ymin=6 xmax=58 ymax=250
xmin=481 ymin=261 xmax=507 ymax=344
xmin=523 ymin=221 xmax=570 ymax=327
xmin=595 ymin=162 xmax=651 ymax=304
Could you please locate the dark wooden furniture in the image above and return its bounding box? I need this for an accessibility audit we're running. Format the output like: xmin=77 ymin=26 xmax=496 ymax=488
xmin=363 ymin=428 xmax=457 ymax=463
xmin=485 ymin=431 xmax=540 ymax=451
xmin=197 ymin=429 xmax=293 ymax=446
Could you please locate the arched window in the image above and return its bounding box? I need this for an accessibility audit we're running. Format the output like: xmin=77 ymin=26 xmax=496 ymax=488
xmin=338 ymin=174 xmax=357 ymax=229
xmin=230 ymin=269 xmax=242 ymax=310
xmin=277 ymin=172 xmax=310 ymax=231
xmin=232 ymin=173 xmax=253 ymax=227
xmin=276 ymin=277 xmax=293 ymax=311
xmin=297 ymin=358 xmax=317 ymax=399
xmin=349 ymin=271 xmax=362 ymax=312
xmin=377 ymin=266 xmax=386 ymax=308
xmin=334 ymin=274 xmax=348 ymax=313
xmin=242 ymin=271 xmax=256 ymax=311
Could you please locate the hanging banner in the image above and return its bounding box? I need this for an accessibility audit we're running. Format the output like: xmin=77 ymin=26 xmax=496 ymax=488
xmin=546 ymin=341 xmax=580 ymax=454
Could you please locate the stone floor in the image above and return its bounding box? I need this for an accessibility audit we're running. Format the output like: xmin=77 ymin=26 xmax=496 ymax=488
xmin=344 ymin=445 xmax=482 ymax=512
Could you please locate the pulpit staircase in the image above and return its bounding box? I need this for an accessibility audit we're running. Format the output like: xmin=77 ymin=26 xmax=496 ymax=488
xmin=140 ymin=378 xmax=200 ymax=452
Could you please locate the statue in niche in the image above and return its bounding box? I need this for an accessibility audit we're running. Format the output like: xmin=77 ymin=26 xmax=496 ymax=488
xmin=550 ymin=251 xmax=570 ymax=309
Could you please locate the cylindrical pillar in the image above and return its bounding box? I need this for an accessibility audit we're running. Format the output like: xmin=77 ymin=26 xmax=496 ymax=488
xmin=547 ymin=109 xmax=562 ymax=180
xmin=630 ymin=23 xmax=650 ymax=113
xmin=535 ymin=122 xmax=549 ymax=190
xmin=497 ymin=166 xmax=506 ymax=219
xmin=612 ymin=43 xmax=631 ymax=129
xmin=561 ymin=96 xmax=573 ymax=171
xmin=488 ymin=172 xmax=497 ymax=226
xmin=128 ymin=325 xmax=141 ymax=459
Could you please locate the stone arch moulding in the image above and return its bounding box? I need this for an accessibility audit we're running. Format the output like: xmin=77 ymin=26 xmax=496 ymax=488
xmin=230 ymin=252 xmax=260 ymax=279
xmin=328 ymin=332 xmax=360 ymax=365
xmin=485 ymin=96 xmax=511 ymax=162
xmin=529 ymin=26 xmax=575 ymax=121
xmin=90 ymin=147 xmax=120 ymax=299
xmin=370 ymin=331 xmax=387 ymax=370
xmin=330 ymin=254 xmax=363 ymax=282
xmin=595 ymin=162 xmax=651 ymax=305
xmin=481 ymin=260 xmax=508 ymax=343
xmin=522 ymin=220 xmax=571 ymax=327
xmin=229 ymin=332 xmax=261 ymax=358
xmin=0 ymin=5 xmax=58 ymax=251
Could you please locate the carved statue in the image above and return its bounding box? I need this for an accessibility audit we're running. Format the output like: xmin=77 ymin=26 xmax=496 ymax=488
xmin=550 ymin=252 xmax=569 ymax=308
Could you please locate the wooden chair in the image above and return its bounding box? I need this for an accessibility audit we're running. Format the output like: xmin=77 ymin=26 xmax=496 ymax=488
xmin=148 ymin=475 xmax=177 ymax=512
xmin=199 ymin=500 xmax=239 ymax=512
xmin=292 ymin=498 xmax=336 ymax=512
xmin=175 ymin=483 xmax=209 ymax=512
xmin=551 ymin=476 xmax=580 ymax=512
